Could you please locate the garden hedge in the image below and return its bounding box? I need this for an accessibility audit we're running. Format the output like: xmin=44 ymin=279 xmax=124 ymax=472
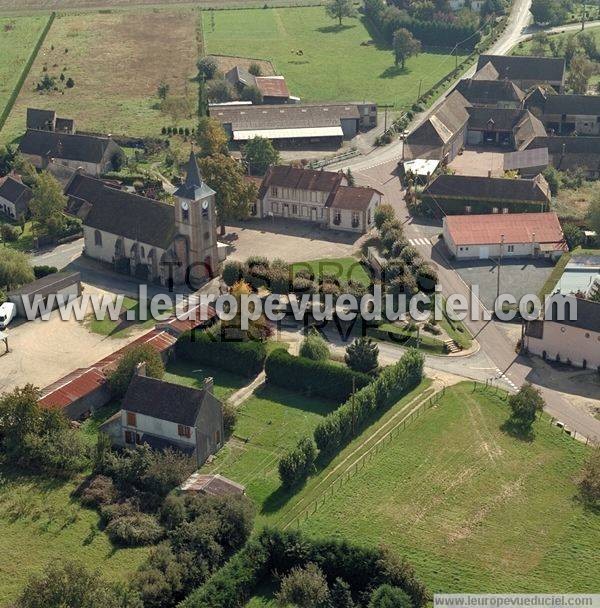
xmin=265 ymin=349 xmax=371 ymax=403
xmin=176 ymin=330 xmax=267 ymax=378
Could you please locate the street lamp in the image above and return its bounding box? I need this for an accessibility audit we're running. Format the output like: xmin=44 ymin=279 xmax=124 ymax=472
xmin=496 ymin=233 xmax=505 ymax=301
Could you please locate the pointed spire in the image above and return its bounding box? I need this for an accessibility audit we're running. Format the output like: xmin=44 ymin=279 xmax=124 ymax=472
xmin=185 ymin=150 xmax=203 ymax=188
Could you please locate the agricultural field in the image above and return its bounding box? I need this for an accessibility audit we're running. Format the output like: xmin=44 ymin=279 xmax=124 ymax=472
xmin=1 ymin=8 xmax=199 ymax=142
xmin=0 ymin=465 xmax=148 ymax=604
xmin=0 ymin=15 xmax=48 ymax=120
xmin=202 ymin=7 xmax=467 ymax=109
xmin=296 ymin=383 xmax=600 ymax=594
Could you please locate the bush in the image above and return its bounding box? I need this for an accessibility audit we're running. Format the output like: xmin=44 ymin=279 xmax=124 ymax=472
xmin=248 ymin=62 xmax=262 ymax=76
xmin=0 ymin=223 xmax=19 ymax=242
xmin=176 ymin=329 xmax=267 ymax=377
xmin=562 ymin=223 xmax=584 ymax=250
xmin=299 ymin=329 xmax=330 ymax=361
xmin=369 ymin=584 xmax=413 ymax=608
xmin=108 ymin=343 xmax=165 ymax=397
xmin=223 ymin=261 xmax=246 ymax=286
xmin=345 ymin=337 xmax=379 ymax=374
xmin=266 ymin=349 xmax=371 ymax=403
xmin=197 ymin=56 xmax=219 ymax=80
xmin=106 ymin=512 xmax=164 ymax=546
xmin=100 ymin=500 xmax=140 ymax=524
xmin=374 ymin=204 xmax=395 ymax=230
xmin=223 ymin=402 xmax=237 ymax=437
xmin=399 ymin=245 xmax=418 ymax=264
xmin=292 ymin=277 xmax=318 ymax=294
xmin=314 ymin=350 xmax=424 ymax=455
xmin=79 ymin=475 xmax=117 ymax=507
xmin=415 ymin=264 xmax=438 ymax=291
xmin=278 ymin=437 xmax=317 ymax=488
xmin=578 ymin=446 xmax=600 ymax=509
xmin=33 ymin=265 xmax=57 ymax=279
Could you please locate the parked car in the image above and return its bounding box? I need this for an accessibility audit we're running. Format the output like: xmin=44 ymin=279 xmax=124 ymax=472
xmin=0 ymin=302 xmax=16 ymax=329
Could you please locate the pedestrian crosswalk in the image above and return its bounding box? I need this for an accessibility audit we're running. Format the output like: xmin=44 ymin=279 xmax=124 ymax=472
xmin=408 ymin=237 xmax=431 ymax=247
xmin=496 ymin=368 xmax=518 ymax=391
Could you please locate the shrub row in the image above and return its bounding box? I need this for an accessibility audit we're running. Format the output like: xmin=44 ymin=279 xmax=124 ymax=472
xmin=265 ymin=349 xmax=371 ymax=403
xmin=181 ymin=528 xmax=429 ymax=608
xmin=176 ymin=329 xmax=267 ymax=378
xmin=278 ymin=437 xmax=317 ymax=488
xmin=314 ymin=349 xmax=425 ymax=455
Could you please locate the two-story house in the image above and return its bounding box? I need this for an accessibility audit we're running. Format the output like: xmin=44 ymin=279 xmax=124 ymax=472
xmin=0 ymin=174 xmax=32 ymax=220
xmin=256 ymin=165 xmax=382 ymax=233
xmin=116 ymin=365 xmax=224 ymax=465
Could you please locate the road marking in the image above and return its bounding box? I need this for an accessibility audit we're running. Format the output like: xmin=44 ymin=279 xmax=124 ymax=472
xmin=409 ymin=238 xmax=431 ymax=247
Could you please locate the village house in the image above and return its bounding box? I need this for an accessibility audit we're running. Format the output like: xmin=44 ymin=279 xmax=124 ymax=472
xmin=66 ymin=153 xmax=223 ymax=286
xmin=108 ymin=365 xmax=224 ymax=465
xmin=19 ymin=129 xmax=123 ymax=177
xmin=523 ymin=295 xmax=600 ymax=370
xmin=442 ymin=211 xmax=566 ymax=260
xmin=26 ymin=107 xmax=75 ymax=134
xmin=419 ymin=173 xmax=551 ymax=216
xmin=256 ymin=165 xmax=382 ymax=232
xmin=211 ymin=102 xmax=377 ymax=147
xmin=525 ymin=92 xmax=600 ymax=136
xmin=465 ymin=107 xmax=546 ymax=149
xmin=0 ymin=174 xmax=32 ymax=219
xmin=455 ymin=78 xmax=525 ymax=109
xmin=475 ymin=55 xmax=566 ymax=92
xmin=525 ymin=136 xmax=600 ymax=179
xmin=225 ymin=66 xmax=296 ymax=104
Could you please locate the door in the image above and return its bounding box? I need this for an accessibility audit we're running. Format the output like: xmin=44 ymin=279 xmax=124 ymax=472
xmin=479 ymin=246 xmax=489 ymax=259
xmin=283 ymin=204 xmax=289 ymax=218
xmin=311 ymin=207 xmax=317 ymax=221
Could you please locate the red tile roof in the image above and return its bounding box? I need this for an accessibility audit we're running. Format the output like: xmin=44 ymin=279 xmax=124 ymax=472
xmin=158 ymin=304 xmax=217 ymax=335
xmin=39 ymin=367 xmax=107 ymax=410
xmin=328 ymin=185 xmax=380 ymax=211
xmin=255 ymin=76 xmax=290 ymax=99
xmin=444 ymin=212 xmax=566 ymax=248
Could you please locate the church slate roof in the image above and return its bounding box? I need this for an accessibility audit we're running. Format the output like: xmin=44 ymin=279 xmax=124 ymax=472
xmin=173 ymin=152 xmax=216 ymax=200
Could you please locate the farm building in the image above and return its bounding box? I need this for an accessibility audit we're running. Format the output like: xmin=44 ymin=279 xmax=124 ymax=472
xmin=525 ymin=92 xmax=600 ymax=136
xmin=0 ymin=174 xmax=32 ymax=220
xmin=256 ymin=165 xmax=382 ymax=232
xmin=475 ymin=55 xmax=566 ymax=91
xmin=465 ymin=108 xmax=546 ymax=149
xmin=455 ymin=78 xmax=525 ymax=109
xmin=420 ymin=173 xmax=551 ymax=216
xmin=225 ymin=66 xmax=295 ymax=104
xmin=26 ymin=107 xmax=75 ymax=134
xmin=211 ymin=102 xmax=377 ymax=147
xmin=442 ymin=211 xmax=566 ymax=260
xmin=525 ymin=136 xmax=600 ymax=179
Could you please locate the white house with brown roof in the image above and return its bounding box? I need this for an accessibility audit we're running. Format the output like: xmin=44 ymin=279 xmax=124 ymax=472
xmin=0 ymin=174 xmax=32 ymax=219
xmin=443 ymin=212 xmax=567 ymax=260
xmin=256 ymin=165 xmax=382 ymax=233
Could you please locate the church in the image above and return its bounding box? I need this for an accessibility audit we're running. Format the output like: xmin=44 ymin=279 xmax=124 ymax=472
xmin=65 ymin=152 xmax=224 ymax=287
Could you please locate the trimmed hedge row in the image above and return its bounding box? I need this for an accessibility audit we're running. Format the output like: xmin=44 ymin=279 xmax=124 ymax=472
xmin=176 ymin=330 xmax=267 ymax=378
xmin=180 ymin=528 xmax=429 ymax=608
xmin=265 ymin=349 xmax=371 ymax=403
xmin=278 ymin=437 xmax=317 ymax=488
xmin=314 ymin=349 xmax=424 ymax=455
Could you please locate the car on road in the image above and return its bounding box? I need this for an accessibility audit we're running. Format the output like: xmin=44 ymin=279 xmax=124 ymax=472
xmin=0 ymin=302 xmax=16 ymax=329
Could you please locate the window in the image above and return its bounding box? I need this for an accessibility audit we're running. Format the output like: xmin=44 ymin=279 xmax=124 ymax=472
xmin=204 ymin=231 xmax=210 ymax=241
xmin=94 ymin=230 xmax=102 ymax=247
xmin=492 ymin=207 xmax=499 ymax=214
xmin=502 ymin=208 xmax=509 ymax=214
xmin=507 ymin=245 xmax=515 ymax=253
xmin=140 ymin=246 xmax=145 ymax=259
xmin=465 ymin=206 xmax=471 ymax=213
xmin=367 ymin=209 xmax=372 ymax=224
xmin=333 ymin=210 xmax=341 ymax=225
xmin=272 ymin=202 xmax=279 ymax=213
xmin=351 ymin=211 xmax=360 ymax=227
xmin=271 ymin=187 xmax=278 ymax=197
xmin=292 ymin=204 xmax=298 ymax=214
xmin=182 ymin=207 xmax=189 ymax=222
xmin=125 ymin=431 xmax=140 ymax=445
xmin=178 ymin=424 xmax=191 ymax=438
xmin=126 ymin=412 xmax=137 ymax=427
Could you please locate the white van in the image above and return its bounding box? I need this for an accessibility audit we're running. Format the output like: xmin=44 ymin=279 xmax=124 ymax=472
xmin=0 ymin=302 xmax=16 ymax=329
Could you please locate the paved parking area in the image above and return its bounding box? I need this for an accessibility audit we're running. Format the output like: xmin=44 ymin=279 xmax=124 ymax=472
xmin=452 ymin=257 xmax=556 ymax=310
xmin=449 ymin=148 xmax=505 ymax=177
xmin=224 ymin=218 xmax=364 ymax=262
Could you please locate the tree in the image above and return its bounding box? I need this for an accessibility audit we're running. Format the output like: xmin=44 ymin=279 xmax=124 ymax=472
xmin=530 ymin=0 xmax=568 ymax=25
xmin=205 ymin=79 xmax=235 ymax=103
xmin=374 ymin=203 xmax=395 ymax=230
xmin=242 ymin=136 xmax=280 ymax=175
xmin=248 ymin=62 xmax=262 ymax=76
xmin=197 ymin=56 xmax=219 ymax=81
xmin=507 ymin=383 xmax=545 ymax=434
xmin=195 ymin=117 xmax=229 ymax=157
xmin=392 ymin=28 xmax=421 ymax=69
xmin=15 ymin=561 xmax=142 ymax=608
xmin=240 ymin=84 xmax=263 ymax=105
xmin=108 ymin=344 xmax=165 ymax=397
xmin=330 ymin=578 xmax=355 ymax=608
xmin=562 ymin=223 xmax=584 ymax=250
xmin=587 ymin=196 xmax=600 ymax=235
xmin=345 ymin=336 xmax=379 ymax=374
xmin=160 ymin=94 xmax=194 ymax=122
xmin=0 ymin=144 xmax=20 ymax=177
xmin=325 ymin=0 xmax=357 ymax=25
xmin=566 ymin=54 xmax=595 ymax=94
xmin=368 ymin=585 xmax=413 ymax=608
xmin=198 ymin=154 xmax=257 ymax=235
xmin=299 ymin=328 xmax=330 ymax=361
xmin=112 ymin=149 xmax=127 ymax=172
xmin=29 ymin=171 xmax=67 ymax=237
xmin=346 ymin=168 xmax=355 ymax=186
xmin=276 ymin=563 xmax=330 ymax=608
xmin=0 ymin=248 xmax=34 ymax=290
xmin=157 ymin=80 xmax=170 ymax=100
xmin=542 ymin=166 xmax=560 ymax=196
xmin=578 ymin=446 xmax=600 ymax=509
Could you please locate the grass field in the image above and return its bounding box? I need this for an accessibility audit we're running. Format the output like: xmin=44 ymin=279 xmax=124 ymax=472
xmin=85 ymin=296 xmax=157 ymax=338
xmin=202 ymin=7 xmax=466 ymax=109
xmin=0 ymin=465 xmax=148 ymax=604
xmin=295 ymin=382 xmax=599 ymax=593
xmin=200 ymin=384 xmax=337 ymax=522
xmin=1 ymin=8 xmax=199 ymax=142
xmin=291 ymin=256 xmax=372 ymax=286
xmin=0 ymin=16 xmax=47 ymax=119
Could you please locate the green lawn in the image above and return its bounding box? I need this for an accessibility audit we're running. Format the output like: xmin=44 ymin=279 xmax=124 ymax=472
xmin=297 ymin=382 xmax=599 ymax=593
xmin=291 ymin=256 xmax=372 ymax=286
xmin=0 ymin=219 xmax=34 ymax=251
xmin=200 ymin=384 xmax=337 ymax=523
xmin=163 ymin=359 xmax=249 ymax=402
xmin=0 ymin=16 xmax=47 ymax=120
xmin=202 ymin=7 xmax=466 ymax=109
xmin=0 ymin=465 xmax=148 ymax=604
xmin=85 ymin=296 xmax=156 ymax=338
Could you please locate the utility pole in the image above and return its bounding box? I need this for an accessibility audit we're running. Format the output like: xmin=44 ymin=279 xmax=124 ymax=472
xmin=384 ymin=106 xmax=388 ymax=132
xmin=496 ymin=234 xmax=505 ymax=301
xmin=582 ymin=0 xmax=586 ymax=30
xmin=417 ymin=79 xmax=422 ymax=102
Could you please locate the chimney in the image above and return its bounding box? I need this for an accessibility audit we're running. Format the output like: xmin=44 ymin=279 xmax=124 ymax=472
xmin=135 ymin=361 xmax=147 ymax=377
xmin=204 ymin=376 xmax=214 ymax=393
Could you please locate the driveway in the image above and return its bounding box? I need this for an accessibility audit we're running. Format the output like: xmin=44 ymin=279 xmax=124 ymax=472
xmin=224 ymin=218 xmax=364 ymax=262
xmin=449 ymin=148 xmax=505 ymax=177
